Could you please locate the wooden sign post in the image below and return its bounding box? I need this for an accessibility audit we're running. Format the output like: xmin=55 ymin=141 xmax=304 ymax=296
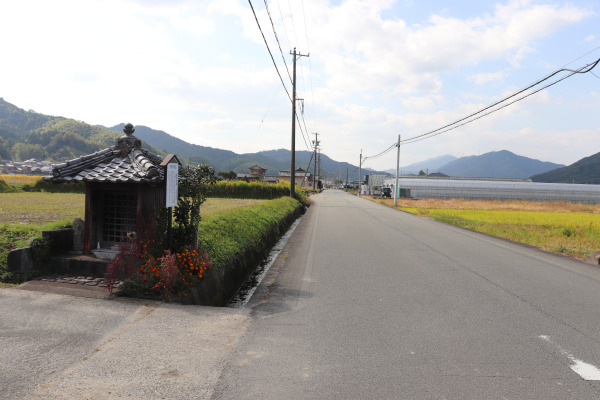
xmin=161 ymin=155 xmax=181 ymax=250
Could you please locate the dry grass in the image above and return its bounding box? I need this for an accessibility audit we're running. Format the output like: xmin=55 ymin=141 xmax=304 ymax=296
xmin=0 ymin=194 xmax=274 ymax=272
xmin=375 ymin=197 xmax=600 ymax=213
xmin=201 ymin=198 xmax=267 ymax=217
xmin=0 ymin=194 xmax=268 ymax=225
xmin=369 ymin=197 xmax=600 ymax=261
xmin=0 ymin=192 xmax=85 ymax=224
xmin=0 ymin=174 xmax=44 ymax=186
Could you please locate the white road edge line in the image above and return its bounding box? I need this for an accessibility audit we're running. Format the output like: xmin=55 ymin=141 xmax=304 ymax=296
xmin=539 ymin=335 xmax=600 ymax=380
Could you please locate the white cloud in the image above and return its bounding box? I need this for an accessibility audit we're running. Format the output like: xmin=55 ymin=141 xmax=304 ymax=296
xmin=306 ymin=0 xmax=591 ymax=100
xmin=469 ymin=71 xmax=506 ymax=85
xmin=0 ymin=0 xmax=597 ymax=172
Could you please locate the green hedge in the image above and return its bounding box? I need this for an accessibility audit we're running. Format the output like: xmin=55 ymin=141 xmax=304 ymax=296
xmin=198 ymin=196 xmax=301 ymax=270
xmin=21 ymin=179 xmax=85 ymax=193
xmin=187 ymin=195 xmax=304 ymax=305
xmin=208 ymin=180 xmax=309 ymax=205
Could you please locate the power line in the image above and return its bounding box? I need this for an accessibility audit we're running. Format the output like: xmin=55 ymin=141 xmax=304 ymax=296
xmin=275 ymin=0 xmax=291 ymax=50
xmin=300 ymin=0 xmax=310 ymax=53
xmin=246 ymin=85 xmax=281 ymax=152
xmin=402 ymin=68 xmax=578 ymax=145
xmin=299 ymin=0 xmax=315 ymax=135
xmin=296 ymin=108 xmax=313 ymax=152
xmin=284 ymin=0 xmax=314 ymax=137
xmin=250 ymin=0 xmax=314 ymax=154
xmin=263 ymin=0 xmax=293 ymax=85
xmin=248 ymin=0 xmax=292 ymax=103
xmin=363 ymin=142 xmax=397 ymax=161
xmin=401 ymin=57 xmax=600 ymax=145
xmin=286 ymin=0 xmax=300 ymax=48
xmin=561 ymin=45 xmax=600 ymax=69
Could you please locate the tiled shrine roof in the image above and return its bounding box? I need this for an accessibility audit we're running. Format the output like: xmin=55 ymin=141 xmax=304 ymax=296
xmin=45 ymin=124 xmax=165 ymax=184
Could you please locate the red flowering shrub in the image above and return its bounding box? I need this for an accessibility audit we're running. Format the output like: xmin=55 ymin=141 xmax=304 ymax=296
xmin=103 ymin=165 xmax=216 ymax=300
xmin=174 ymin=247 xmax=211 ymax=296
xmin=138 ymin=246 xmax=211 ymax=299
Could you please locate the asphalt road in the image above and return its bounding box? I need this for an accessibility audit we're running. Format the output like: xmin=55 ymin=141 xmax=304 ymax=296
xmin=212 ymin=190 xmax=600 ymax=399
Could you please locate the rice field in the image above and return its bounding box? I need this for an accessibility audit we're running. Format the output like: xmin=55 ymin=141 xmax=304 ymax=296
xmin=0 ymin=174 xmax=44 ymax=187
xmin=201 ymin=198 xmax=268 ymax=217
xmin=0 ymin=193 xmax=273 ymax=271
xmin=375 ymin=198 xmax=600 ymax=261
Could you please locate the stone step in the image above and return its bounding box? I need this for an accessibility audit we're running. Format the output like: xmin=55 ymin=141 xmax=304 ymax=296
xmin=91 ymin=248 xmax=119 ymax=260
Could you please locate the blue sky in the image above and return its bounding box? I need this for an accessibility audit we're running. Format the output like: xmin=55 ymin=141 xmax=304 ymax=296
xmin=1 ymin=0 xmax=599 ymax=171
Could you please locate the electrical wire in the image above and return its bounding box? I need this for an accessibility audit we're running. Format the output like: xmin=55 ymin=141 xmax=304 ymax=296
xmin=249 ymin=0 xmax=313 ymax=153
xmin=300 ymin=109 xmax=312 ymax=147
xmin=301 ymin=0 xmax=310 ymax=54
xmin=296 ymin=110 xmax=313 ymax=152
xmin=402 ymin=68 xmax=579 ymax=145
xmin=264 ymin=0 xmax=293 ymax=85
xmin=297 ymin=0 xmax=316 ymax=134
xmin=363 ymin=142 xmax=397 ymax=162
xmin=246 ymin=86 xmax=281 ymax=152
xmin=300 ymin=151 xmax=314 ymax=188
xmin=275 ymin=0 xmax=291 ymax=50
xmin=401 ymin=57 xmax=600 ymax=145
xmin=248 ymin=0 xmax=292 ymax=103
xmin=286 ymin=0 xmax=300 ymax=48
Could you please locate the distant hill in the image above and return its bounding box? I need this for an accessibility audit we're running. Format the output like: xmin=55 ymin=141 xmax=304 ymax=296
xmin=8 ymin=98 xmax=582 ymax=183
xmin=106 ymin=123 xmax=234 ymax=168
xmin=387 ymin=154 xmax=458 ymax=175
xmin=531 ymin=152 xmax=600 ymax=184
xmin=107 ymin=124 xmax=369 ymax=180
xmin=0 ymin=98 xmax=161 ymax=161
xmin=0 ymin=98 xmax=366 ymax=179
xmin=437 ymin=150 xmax=564 ymax=179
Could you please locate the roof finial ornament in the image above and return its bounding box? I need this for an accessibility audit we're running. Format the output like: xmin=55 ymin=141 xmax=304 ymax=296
xmin=124 ymin=123 xmax=135 ymax=136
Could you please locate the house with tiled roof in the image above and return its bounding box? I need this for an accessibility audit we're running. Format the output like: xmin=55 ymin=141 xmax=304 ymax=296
xmin=236 ymin=164 xmax=267 ymax=181
xmin=44 ymin=123 xmax=180 ymax=256
xmin=278 ymin=167 xmax=315 ymax=188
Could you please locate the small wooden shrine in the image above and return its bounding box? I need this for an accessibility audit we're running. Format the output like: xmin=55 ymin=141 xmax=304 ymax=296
xmin=45 ymin=123 xmax=179 ymax=255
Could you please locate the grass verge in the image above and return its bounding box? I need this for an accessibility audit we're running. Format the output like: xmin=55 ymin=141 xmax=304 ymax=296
xmin=186 ymin=196 xmax=305 ymax=305
xmin=199 ymin=196 xmax=303 ymax=270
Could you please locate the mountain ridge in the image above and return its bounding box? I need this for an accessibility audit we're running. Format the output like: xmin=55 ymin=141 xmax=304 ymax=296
xmin=531 ymin=152 xmax=600 ymax=184
xmin=437 ymin=150 xmax=565 ymax=179
xmin=2 ymin=98 xmax=598 ymax=183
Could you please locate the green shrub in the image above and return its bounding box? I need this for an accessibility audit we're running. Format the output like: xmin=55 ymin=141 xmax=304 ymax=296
xmin=21 ymin=179 xmax=85 ymax=193
xmin=198 ymin=196 xmax=302 ymax=270
xmin=28 ymin=236 xmax=50 ymax=261
xmin=118 ymin=280 xmax=156 ymax=299
xmin=208 ymin=180 xmax=309 ymax=205
xmin=0 ymin=179 xmax=21 ymax=193
xmin=0 ymin=270 xmax=38 ymax=284
xmin=0 ymin=265 xmax=61 ymax=284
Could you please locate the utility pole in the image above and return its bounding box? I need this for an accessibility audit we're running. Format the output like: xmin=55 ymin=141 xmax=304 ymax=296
xmin=312 ymin=132 xmax=319 ymax=190
xmin=318 ymin=147 xmax=321 ymax=190
xmin=394 ymin=134 xmax=401 ymax=206
xmin=346 ymin=168 xmax=348 ymax=192
xmin=290 ymin=47 xmax=309 ymax=198
xmin=358 ymin=150 xmax=362 ymax=197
